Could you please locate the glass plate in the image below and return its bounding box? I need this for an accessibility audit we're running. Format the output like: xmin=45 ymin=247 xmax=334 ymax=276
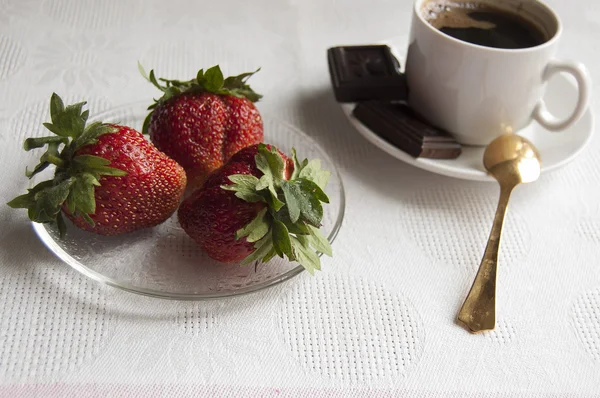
xmin=32 ymin=102 xmax=345 ymax=300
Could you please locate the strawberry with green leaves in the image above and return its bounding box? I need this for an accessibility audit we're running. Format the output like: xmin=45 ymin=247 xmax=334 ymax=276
xmin=8 ymin=94 xmax=187 ymax=237
xmin=178 ymin=143 xmax=333 ymax=274
xmin=140 ymin=64 xmax=264 ymax=188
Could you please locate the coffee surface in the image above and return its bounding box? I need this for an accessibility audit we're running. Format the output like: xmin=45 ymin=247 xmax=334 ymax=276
xmin=423 ymin=1 xmax=547 ymax=49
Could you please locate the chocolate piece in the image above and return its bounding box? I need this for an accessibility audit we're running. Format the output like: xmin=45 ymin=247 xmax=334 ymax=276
xmin=327 ymin=45 xmax=408 ymax=103
xmin=353 ymin=102 xmax=462 ymax=159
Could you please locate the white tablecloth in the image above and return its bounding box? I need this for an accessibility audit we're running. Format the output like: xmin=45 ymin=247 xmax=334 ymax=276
xmin=1 ymin=0 xmax=599 ymax=396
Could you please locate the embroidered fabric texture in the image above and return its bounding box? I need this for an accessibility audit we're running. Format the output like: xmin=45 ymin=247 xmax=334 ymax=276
xmin=0 ymin=0 xmax=599 ymax=395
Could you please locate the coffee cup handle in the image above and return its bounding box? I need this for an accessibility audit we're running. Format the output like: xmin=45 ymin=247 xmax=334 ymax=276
xmin=532 ymin=60 xmax=591 ymax=131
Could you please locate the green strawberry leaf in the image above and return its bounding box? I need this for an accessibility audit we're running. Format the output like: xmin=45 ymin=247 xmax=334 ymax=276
xmin=74 ymin=122 xmax=115 ymax=150
xmin=161 ymin=78 xmax=187 ymax=88
xmin=281 ymin=181 xmax=301 ymax=223
xmin=266 ymin=185 xmax=284 ymax=212
xmin=223 ymin=68 xmax=260 ymax=89
xmin=226 ymin=174 xmax=259 ymax=190
xmin=234 ymin=191 xmax=266 ymax=203
xmin=203 ymin=65 xmax=225 ymax=92
xmin=62 ymin=102 xmax=87 ymax=138
xmin=67 ymin=172 xmax=100 ymax=216
xmin=162 ymin=86 xmax=182 ymax=102
xmin=7 ymin=183 xmax=49 ymax=209
xmin=300 ymin=195 xmax=323 ymax=227
xmin=297 ymin=178 xmax=329 ymax=204
xmin=221 ymin=68 xmax=262 ymax=102
xmin=81 ymin=212 xmax=95 ymax=227
xmin=148 ymin=69 xmax=165 ymax=92
xmin=56 ymin=212 xmax=67 ymax=239
xmin=255 ymin=174 xmax=271 ymax=191
xmin=65 ymin=187 xmax=76 ymax=214
xmin=252 ymin=145 xmax=287 ymax=211
xmin=239 ymin=234 xmax=274 ymax=266
xmin=302 ymin=202 xmax=323 ymax=227
xmin=72 ymin=155 xmax=127 ymax=177
xmin=28 ymin=177 xmax=74 ymax=223
xmin=8 ymin=181 xmax=55 ymax=209
xmin=299 ymin=159 xmax=331 ymax=190
xmin=285 ymin=220 xmax=310 ymax=235
xmin=235 ymin=208 xmax=269 ymax=242
xmin=25 ymin=162 xmax=50 ymax=179
xmin=196 ymin=68 xmax=205 ymax=83
xmin=255 ymin=151 xmax=272 ymax=181
xmin=257 ymin=144 xmax=285 ymax=185
xmin=290 ymin=236 xmax=321 ymax=275
xmin=307 ymin=225 xmax=333 ymax=256
xmin=279 ymin=179 xmax=325 ymax=227
xmin=262 ymin=246 xmax=277 ymax=263
xmin=221 ymin=174 xmax=265 ymax=203
xmin=251 ymin=154 xmax=285 ymax=210
xmin=290 ymin=148 xmax=308 ymax=179
xmin=7 ymin=193 xmax=33 ymax=209
xmin=233 ymin=89 xmax=262 ymax=103
xmin=49 ymin=93 xmax=65 ymax=124
xmin=42 ymin=122 xmax=64 ymax=136
xmin=272 ymin=206 xmax=310 ymax=235
xmin=272 ymin=219 xmax=294 ymax=260
xmin=45 ymin=96 xmax=89 ymax=139
xmin=142 ymin=111 xmax=153 ymax=135
xmin=137 ymin=61 xmax=149 ymax=81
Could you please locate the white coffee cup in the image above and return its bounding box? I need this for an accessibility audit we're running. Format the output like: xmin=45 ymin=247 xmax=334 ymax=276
xmin=405 ymin=0 xmax=591 ymax=146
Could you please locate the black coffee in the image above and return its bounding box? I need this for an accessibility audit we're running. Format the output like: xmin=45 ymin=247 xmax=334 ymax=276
xmin=423 ymin=1 xmax=548 ymax=49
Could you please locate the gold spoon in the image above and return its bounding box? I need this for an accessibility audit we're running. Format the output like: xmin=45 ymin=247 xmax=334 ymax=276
xmin=457 ymin=134 xmax=541 ymax=333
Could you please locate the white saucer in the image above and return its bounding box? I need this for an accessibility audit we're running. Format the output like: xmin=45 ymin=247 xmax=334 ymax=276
xmin=340 ymin=45 xmax=594 ymax=182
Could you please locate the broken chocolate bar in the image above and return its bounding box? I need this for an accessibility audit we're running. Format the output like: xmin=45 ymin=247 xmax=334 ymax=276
xmin=353 ymin=102 xmax=461 ymax=159
xmin=327 ymin=45 xmax=408 ymax=103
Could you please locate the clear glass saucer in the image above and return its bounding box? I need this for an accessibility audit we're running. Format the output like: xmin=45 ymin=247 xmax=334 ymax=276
xmin=32 ymin=102 xmax=345 ymax=300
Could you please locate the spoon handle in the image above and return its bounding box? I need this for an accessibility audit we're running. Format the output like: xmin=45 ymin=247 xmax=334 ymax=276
xmin=458 ymin=185 xmax=513 ymax=333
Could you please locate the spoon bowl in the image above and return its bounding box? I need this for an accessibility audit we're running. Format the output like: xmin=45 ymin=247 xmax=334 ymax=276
xmin=458 ymin=134 xmax=541 ymax=333
xmin=484 ymin=134 xmax=542 ymax=185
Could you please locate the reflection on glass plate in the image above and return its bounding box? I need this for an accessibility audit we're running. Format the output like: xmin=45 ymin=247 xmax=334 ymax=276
xmin=32 ymin=102 xmax=345 ymax=300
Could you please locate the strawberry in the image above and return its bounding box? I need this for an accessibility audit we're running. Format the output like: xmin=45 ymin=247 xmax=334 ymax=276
xmin=7 ymin=94 xmax=187 ymax=237
xmin=178 ymin=143 xmax=333 ymax=274
xmin=140 ymin=64 xmax=264 ymax=188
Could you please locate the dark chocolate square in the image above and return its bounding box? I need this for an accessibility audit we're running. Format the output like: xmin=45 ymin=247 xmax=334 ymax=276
xmin=353 ymin=101 xmax=461 ymax=159
xmin=327 ymin=45 xmax=408 ymax=103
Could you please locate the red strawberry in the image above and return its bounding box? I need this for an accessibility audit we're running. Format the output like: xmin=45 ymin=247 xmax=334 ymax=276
xmin=140 ymin=64 xmax=264 ymax=188
xmin=8 ymin=94 xmax=186 ymax=237
xmin=178 ymin=143 xmax=333 ymax=273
